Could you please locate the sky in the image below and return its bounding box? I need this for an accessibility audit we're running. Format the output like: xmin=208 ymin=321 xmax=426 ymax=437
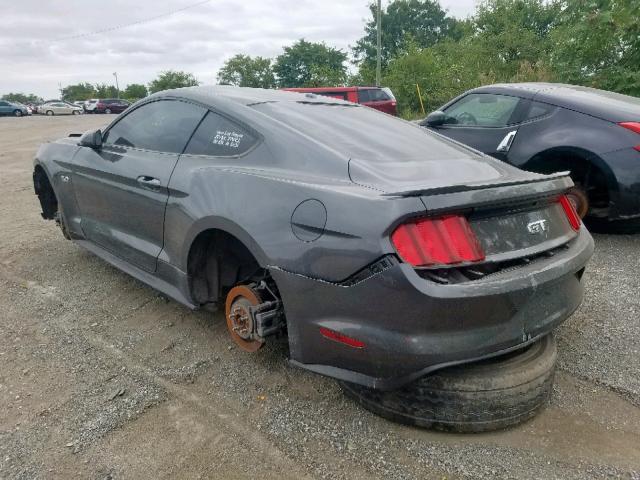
xmin=1 ymin=0 xmax=478 ymax=99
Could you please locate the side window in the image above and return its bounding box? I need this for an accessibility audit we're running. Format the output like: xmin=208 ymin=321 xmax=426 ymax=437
xmin=317 ymin=92 xmax=347 ymax=100
xmin=443 ymin=93 xmax=521 ymax=127
xmin=103 ymin=100 xmax=206 ymax=153
xmin=358 ymin=90 xmax=371 ymax=103
xmin=0 ymin=102 xmax=9 ymax=106
xmin=525 ymin=101 xmax=555 ymax=121
xmin=183 ymin=111 xmax=257 ymax=157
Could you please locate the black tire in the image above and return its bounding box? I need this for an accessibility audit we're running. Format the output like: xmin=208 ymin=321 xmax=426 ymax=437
xmin=105 ymin=108 xmax=112 ymax=114
xmin=340 ymin=335 xmax=557 ymax=433
xmin=566 ymin=185 xmax=589 ymax=218
xmin=13 ymin=109 xmax=23 ymax=117
xmin=46 ymin=110 xmax=54 ymax=116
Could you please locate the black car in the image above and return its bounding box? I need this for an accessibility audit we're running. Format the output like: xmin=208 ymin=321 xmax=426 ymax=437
xmin=93 ymin=98 xmax=130 ymax=114
xmin=33 ymin=86 xmax=593 ymax=431
xmin=421 ymin=83 xmax=640 ymax=230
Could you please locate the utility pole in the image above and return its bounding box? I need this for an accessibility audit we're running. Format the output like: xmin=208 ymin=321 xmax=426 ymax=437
xmin=376 ymin=0 xmax=382 ymax=87
xmin=113 ymin=72 xmax=120 ymax=98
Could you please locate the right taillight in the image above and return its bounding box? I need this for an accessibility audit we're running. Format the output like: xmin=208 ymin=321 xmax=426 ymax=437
xmin=391 ymin=214 xmax=485 ymax=267
xmin=619 ymin=122 xmax=640 ymax=134
xmin=619 ymin=122 xmax=640 ymax=152
xmin=560 ymin=195 xmax=581 ymax=231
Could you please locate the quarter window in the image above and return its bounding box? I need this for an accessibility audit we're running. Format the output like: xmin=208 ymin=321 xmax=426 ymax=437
xmin=184 ymin=112 xmax=257 ymax=157
xmin=444 ymin=93 xmax=520 ymax=127
xmin=103 ymin=100 xmax=206 ymax=153
xmin=525 ymin=101 xmax=555 ymax=120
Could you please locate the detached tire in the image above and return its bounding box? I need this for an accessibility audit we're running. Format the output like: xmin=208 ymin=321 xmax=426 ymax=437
xmin=340 ymin=335 xmax=557 ymax=433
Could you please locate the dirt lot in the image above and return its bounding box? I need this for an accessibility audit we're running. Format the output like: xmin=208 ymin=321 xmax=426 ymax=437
xmin=1 ymin=115 xmax=639 ymax=480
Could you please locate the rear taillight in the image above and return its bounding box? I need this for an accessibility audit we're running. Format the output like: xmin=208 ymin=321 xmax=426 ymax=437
xmin=619 ymin=122 xmax=640 ymax=151
xmin=619 ymin=122 xmax=640 ymax=134
xmin=560 ymin=195 xmax=581 ymax=231
xmin=391 ymin=215 xmax=485 ymax=267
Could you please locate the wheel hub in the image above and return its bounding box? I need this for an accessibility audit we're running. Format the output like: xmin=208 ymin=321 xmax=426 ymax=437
xmin=225 ymin=285 xmax=264 ymax=352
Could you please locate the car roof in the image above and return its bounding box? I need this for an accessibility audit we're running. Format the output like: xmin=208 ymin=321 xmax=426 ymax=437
xmin=154 ymin=85 xmax=354 ymax=107
xmin=282 ymin=86 xmax=383 ymax=93
xmin=470 ymin=82 xmax=640 ymax=122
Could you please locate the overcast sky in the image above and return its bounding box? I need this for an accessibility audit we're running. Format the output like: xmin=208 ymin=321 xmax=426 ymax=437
xmin=1 ymin=0 xmax=477 ymax=99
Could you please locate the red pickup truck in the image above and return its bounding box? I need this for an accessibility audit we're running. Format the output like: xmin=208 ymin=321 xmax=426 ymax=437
xmin=283 ymin=86 xmax=397 ymax=116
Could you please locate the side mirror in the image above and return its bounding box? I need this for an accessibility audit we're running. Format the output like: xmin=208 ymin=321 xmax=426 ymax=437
xmin=420 ymin=110 xmax=448 ymax=127
xmin=79 ymin=129 xmax=102 ymax=149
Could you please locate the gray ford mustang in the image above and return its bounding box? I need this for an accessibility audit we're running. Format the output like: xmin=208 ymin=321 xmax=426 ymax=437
xmin=33 ymin=86 xmax=593 ymax=390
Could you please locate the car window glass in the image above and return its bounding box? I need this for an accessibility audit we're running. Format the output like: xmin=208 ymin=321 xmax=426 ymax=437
xmin=184 ymin=111 xmax=257 ymax=157
xmin=369 ymin=89 xmax=390 ymax=101
xmin=444 ymin=93 xmax=520 ymax=127
xmin=317 ymin=92 xmax=347 ymax=100
xmin=0 ymin=102 xmax=8 ymax=106
xmin=358 ymin=90 xmax=371 ymax=103
xmin=525 ymin=101 xmax=554 ymax=120
xmin=103 ymin=100 xmax=206 ymax=153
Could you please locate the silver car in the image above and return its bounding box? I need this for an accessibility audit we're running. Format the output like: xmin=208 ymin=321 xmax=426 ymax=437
xmin=40 ymin=102 xmax=83 ymax=116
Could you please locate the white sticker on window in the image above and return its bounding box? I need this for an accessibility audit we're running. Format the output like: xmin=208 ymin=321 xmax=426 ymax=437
xmin=212 ymin=130 xmax=244 ymax=148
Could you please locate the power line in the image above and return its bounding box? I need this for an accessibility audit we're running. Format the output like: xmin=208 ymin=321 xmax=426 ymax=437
xmin=50 ymin=0 xmax=211 ymax=43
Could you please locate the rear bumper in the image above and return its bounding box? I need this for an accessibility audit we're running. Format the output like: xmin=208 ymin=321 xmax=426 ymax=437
xmin=273 ymin=228 xmax=593 ymax=390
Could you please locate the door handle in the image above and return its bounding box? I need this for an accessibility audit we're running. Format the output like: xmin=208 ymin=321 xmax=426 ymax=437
xmin=136 ymin=176 xmax=161 ymax=188
xmin=496 ymin=130 xmax=517 ymax=153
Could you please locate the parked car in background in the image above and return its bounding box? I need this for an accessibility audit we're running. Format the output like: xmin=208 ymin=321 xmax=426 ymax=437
xmin=0 ymin=100 xmax=28 ymax=117
xmin=83 ymin=99 xmax=98 ymax=113
xmin=40 ymin=102 xmax=83 ymax=115
xmin=93 ymin=98 xmax=131 ymax=114
xmin=420 ymin=83 xmax=640 ymax=231
xmin=283 ymin=86 xmax=397 ymax=115
xmin=33 ymin=86 xmax=593 ymax=431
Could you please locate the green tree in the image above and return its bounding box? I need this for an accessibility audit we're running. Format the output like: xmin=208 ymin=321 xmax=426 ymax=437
xmin=1 ymin=92 xmax=43 ymax=104
xmin=95 ymin=83 xmax=119 ymax=98
xmin=148 ymin=70 xmax=199 ymax=94
xmin=60 ymin=83 xmax=96 ymax=101
xmin=274 ymin=39 xmax=347 ymax=87
xmin=353 ymin=0 xmax=461 ymax=70
xmin=217 ymin=54 xmax=276 ymax=88
xmin=550 ymin=0 xmax=640 ymax=96
xmin=123 ymin=83 xmax=148 ymax=100
xmin=471 ymin=0 xmax=558 ymax=80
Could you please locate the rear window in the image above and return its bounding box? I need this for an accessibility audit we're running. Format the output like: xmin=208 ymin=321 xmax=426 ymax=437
xmin=251 ymin=101 xmax=472 ymax=163
xmin=358 ymin=89 xmax=390 ymax=103
xmin=316 ymin=92 xmax=348 ymax=101
xmin=183 ymin=111 xmax=257 ymax=157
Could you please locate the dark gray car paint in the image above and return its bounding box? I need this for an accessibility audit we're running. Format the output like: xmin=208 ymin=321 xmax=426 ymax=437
xmin=424 ymin=82 xmax=640 ymax=221
xmin=34 ymin=86 xmax=593 ymax=389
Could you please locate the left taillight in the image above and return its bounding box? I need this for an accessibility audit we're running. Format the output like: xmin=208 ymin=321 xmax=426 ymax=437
xmin=560 ymin=195 xmax=581 ymax=231
xmin=391 ymin=215 xmax=485 ymax=267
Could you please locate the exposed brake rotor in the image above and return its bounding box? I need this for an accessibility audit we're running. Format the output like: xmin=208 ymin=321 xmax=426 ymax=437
xmin=225 ymin=285 xmax=265 ymax=352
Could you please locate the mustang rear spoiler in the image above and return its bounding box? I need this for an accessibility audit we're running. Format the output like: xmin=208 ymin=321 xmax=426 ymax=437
xmin=381 ymin=171 xmax=572 ymax=198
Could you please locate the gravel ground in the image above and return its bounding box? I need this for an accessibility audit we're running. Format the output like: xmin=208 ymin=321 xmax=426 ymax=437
xmin=1 ymin=115 xmax=639 ymax=479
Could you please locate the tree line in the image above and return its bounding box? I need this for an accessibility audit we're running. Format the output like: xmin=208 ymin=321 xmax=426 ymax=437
xmin=216 ymin=0 xmax=640 ymax=117
xmin=4 ymin=0 xmax=638 ymax=118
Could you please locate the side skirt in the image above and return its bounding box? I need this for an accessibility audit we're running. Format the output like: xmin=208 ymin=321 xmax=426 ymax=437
xmin=75 ymin=240 xmax=197 ymax=310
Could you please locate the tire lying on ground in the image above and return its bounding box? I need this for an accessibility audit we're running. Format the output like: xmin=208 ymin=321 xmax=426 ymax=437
xmin=340 ymin=334 xmax=557 ymax=433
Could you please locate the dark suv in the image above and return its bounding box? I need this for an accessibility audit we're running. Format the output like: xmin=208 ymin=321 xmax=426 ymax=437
xmin=94 ymin=98 xmax=130 ymax=114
